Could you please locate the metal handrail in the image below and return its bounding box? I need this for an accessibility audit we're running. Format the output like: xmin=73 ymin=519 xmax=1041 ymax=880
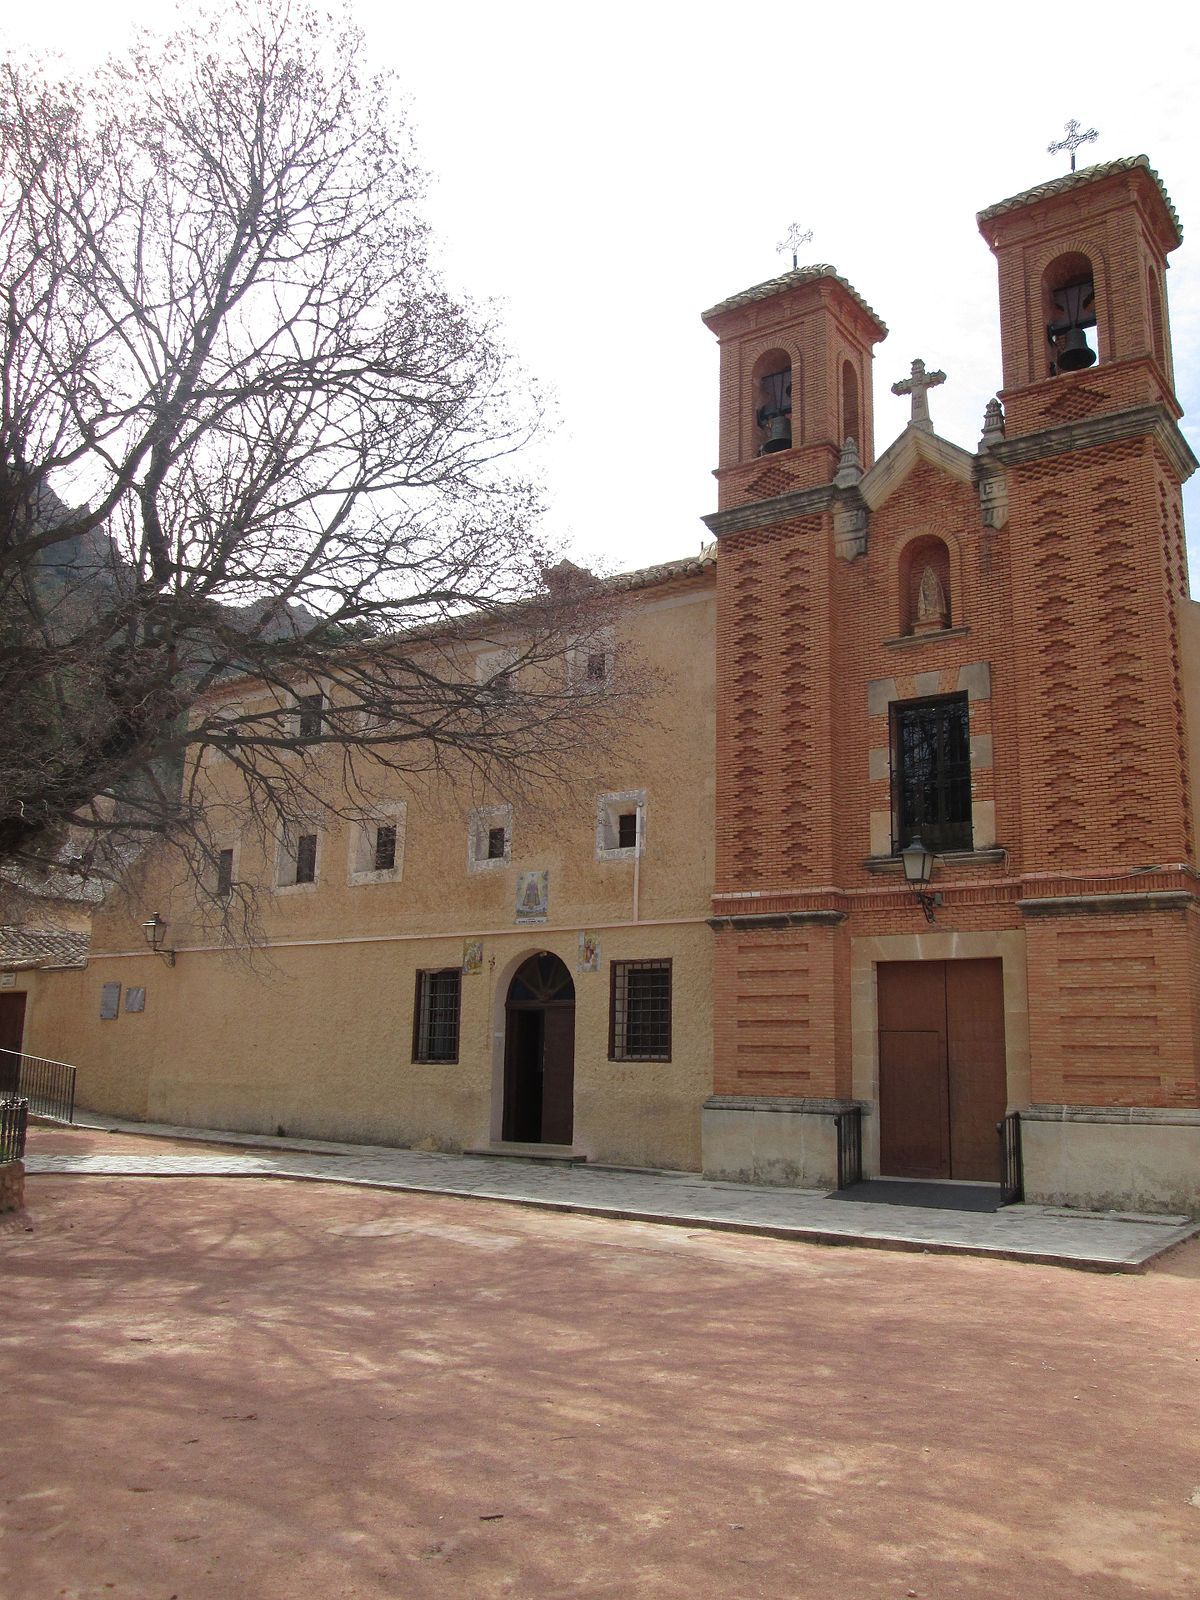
xmin=0 ymin=1048 xmax=76 ymax=1123
xmin=0 ymin=1096 xmax=28 ymax=1163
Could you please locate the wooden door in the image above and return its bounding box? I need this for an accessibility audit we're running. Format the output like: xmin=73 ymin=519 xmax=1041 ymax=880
xmin=540 ymin=1006 xmax=575 ymax=1145
xmin=877 ymin=960 xmax=1006 ymax=1181
xmin=0 ymin=992 xmax=26 ymax=1094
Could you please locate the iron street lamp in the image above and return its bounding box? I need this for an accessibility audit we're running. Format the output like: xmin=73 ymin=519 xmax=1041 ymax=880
xmin=900 ymin=837 xmax=942 ymax=923
xmin=141 ymin=912 xmax=176 ymax=967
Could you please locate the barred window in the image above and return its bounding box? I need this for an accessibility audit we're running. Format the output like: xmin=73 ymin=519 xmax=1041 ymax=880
xmin=413 ymin=969 xmax=461 ymax=1063
xmin=891 ymin=694 xmax=972 ymax=854
xmin=609 ymin=959 xmax=672 ymax=1061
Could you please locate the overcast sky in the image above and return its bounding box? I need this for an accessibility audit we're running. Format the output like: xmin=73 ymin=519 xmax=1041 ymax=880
xmin=5 ymin=0 xmax=1199 ymax=578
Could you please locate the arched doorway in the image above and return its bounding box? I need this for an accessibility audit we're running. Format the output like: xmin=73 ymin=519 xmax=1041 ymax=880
xmin=503 ymin=952 xmax=576 ymax=1145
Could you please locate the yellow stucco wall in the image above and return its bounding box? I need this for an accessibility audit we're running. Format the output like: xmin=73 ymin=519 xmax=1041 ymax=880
xmin=23 ymin=569 xmax=717 ymax=1171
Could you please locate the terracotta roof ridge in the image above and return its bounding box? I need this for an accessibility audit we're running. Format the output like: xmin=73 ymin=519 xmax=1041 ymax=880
xmin=977 ymin=155 xmax=1181 ymax=244
xmin=702 ymin=265 xmax=887 ymax=335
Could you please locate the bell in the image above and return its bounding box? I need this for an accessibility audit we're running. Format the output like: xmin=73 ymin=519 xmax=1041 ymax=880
xmin=1057 ymin=326 xmax=1096 ymax=372
xmin=760 ymin=414 xmax=792 ymax=454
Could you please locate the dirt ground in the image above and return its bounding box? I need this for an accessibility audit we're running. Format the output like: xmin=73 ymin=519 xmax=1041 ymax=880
xmin=3 ymin=1129 xmax=1200 ymax=1599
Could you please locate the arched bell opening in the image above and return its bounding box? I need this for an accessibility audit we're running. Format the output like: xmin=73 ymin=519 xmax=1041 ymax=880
xmin=841 ymin=359 xmax=861 ymax=455
xmin=1147 ymin=264 xmax=1169 ymax=376
xmin=750 ymin=347 xmax=796 ymax=457
xmin=503 ymin=951 xmax=576 ymax=1145
xmin=1043 ymin=250 xmax=1100 ymax=376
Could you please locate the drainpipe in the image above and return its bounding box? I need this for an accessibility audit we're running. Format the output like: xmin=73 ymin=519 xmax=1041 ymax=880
xmin=632 ymin=800 xmax=644 ymax=923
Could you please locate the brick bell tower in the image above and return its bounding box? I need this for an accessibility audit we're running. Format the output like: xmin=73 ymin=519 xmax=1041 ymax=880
xmin=700 ymin=266 xmax=887 ymax=1185
xmin=978 ymin=157 xmax=1200 ymax=1159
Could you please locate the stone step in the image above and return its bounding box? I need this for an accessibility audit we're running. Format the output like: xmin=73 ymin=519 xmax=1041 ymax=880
xmin=465 ymin=1141 xmax=586 ymax=1164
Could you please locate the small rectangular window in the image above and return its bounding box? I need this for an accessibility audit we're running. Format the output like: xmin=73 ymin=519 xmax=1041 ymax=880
xmin=586 ymin=651 xmax=608 ymax=682
xmin=295 ymin=833 xmax=318 ymax=884
xmin=297 ymin=692 xmax=324 ymax=738
xmin=216 ymin=848 xmax=234 ymax=899
xmin=373 ymin=824 xmax=397 ymax=873
xmin=617 ymin=811 xmax=638 ymax=850
xmin=413 ymin=969 xmax=461 ymax=1063
xmin=609 ymin=959 xmax=672 ymax=1062
xmin=487 ymin=825 xmax=507 ymax=860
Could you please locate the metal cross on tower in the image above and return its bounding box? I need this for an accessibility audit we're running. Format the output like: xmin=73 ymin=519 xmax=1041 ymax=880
xmin=776 ymin=225 xmax=814 ymax=270
xmin=891 ymin=358 xmax=946 ymax=431
xmin=1048 ymin=119 xmax=1098 ymax=173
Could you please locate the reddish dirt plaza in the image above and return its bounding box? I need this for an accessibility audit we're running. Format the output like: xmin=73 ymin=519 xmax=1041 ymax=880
xmin=4 ymin=1133 xmax=1200 ymax=1599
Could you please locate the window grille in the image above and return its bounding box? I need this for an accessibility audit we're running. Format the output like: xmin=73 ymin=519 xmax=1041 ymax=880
xmin=413 ymin=969 xmax=461 ymax=1062
xmin=295 ymin=833 xmax=318 ymax=884
xmin=374 ymin=825 xmax=397 ymax=873
xmin=609 ymin=959 xmax=672 ymax=1061
xmin=891 ymin=694 xmax=972 ymax=853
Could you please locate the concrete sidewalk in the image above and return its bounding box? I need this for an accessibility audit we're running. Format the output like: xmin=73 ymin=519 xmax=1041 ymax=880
xmin=25 ymin=1112 xmax=1199 ymax=1272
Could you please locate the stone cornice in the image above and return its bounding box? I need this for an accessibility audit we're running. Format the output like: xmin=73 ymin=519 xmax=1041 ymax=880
xmin=707 ymin=910 xmax=847 ymax=930
xmin=1018 ymin=890 xmax=1196 ymax=918
xmin=702 ymin=482 xmax=836 ymax=540
xmin=990 ymin=403 xmax=1197 ymax=482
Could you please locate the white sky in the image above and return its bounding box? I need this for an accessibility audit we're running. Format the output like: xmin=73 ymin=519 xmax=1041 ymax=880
xmin=4 ymin=0 xmax=1200 ymax=579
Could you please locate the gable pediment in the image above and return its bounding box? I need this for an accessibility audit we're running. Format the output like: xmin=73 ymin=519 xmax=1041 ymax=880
xmin=860 ymin=425 xmax=977 ymax=513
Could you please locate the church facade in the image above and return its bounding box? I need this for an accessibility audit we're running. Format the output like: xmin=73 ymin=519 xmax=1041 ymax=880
xmin=13 ymin=155 xmax=1200 ymax=1213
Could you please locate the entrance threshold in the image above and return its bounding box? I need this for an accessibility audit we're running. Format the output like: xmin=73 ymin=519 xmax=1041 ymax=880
xmin=466 ymin=1141 xmax=586 ymax=1164
xmin=832 ymin=1178 xmax=1002 ymax=1213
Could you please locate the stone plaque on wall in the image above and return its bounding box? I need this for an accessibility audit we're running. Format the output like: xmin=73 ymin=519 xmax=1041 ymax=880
xmin=125 ymin=987 xmax=146 ymax=1014
xmin=99 ymin=981 xmax=121 ymax=1019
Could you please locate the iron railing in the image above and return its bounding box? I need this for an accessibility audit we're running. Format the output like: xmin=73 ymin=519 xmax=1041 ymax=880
xmin=0 ymin=1049 xmax=76 ymax=1124
xmin=998 ymin=1112 xmax=1023 ymax=1205
xmin=0 ymin=1096 xmax=28 ymax=1163
xmin=834 ymin=1106 xmax=863 ymax=1190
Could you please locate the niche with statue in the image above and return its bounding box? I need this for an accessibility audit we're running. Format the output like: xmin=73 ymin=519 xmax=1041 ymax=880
xmin=899 ymin=535 xmax=952 ymax=636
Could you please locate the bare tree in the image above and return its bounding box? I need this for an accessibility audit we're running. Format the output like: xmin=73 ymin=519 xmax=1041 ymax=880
xmin=0 ymin=2 xmax=628 ymax=920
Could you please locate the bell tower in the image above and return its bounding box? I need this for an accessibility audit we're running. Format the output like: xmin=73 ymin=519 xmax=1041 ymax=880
xmin=701 ymin=266 xmax=887 ymax=510
xmin=978 ymin=155 xmax=1181 ymax=435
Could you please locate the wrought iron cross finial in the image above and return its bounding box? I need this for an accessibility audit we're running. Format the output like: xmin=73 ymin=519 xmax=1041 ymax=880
xmin=891 ymin=358 xmax=946 ymax=431
xmin=1048 ymin=119 xmax=1098 ymax=173
xmin=777 ymin=224 xmax=814 ymax=270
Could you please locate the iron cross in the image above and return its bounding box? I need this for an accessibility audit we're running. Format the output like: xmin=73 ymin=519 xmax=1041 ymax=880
xmin=777 ymin=224 xmax=814 ymax=270
xmin=1048 ymin=119 xmax=1098 ymax=173
xmin=891 ymin=359 xmax=946 ymax=430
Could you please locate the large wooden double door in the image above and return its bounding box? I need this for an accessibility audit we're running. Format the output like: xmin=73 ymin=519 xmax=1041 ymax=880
xmin=877 ymin=959 xmax=1007 ymax=1182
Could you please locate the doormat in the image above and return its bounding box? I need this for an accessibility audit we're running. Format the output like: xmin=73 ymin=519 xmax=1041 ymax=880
xmin=831 ymin=1179 xmax=1002 ymax=1213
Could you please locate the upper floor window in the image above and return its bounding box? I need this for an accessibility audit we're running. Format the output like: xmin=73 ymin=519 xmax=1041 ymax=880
xmin=276 ymin=828 xmax=320 ymax=890
xmin=891 ymin=695 xmax=971 ymax=854
xmin=596 ymin=790 xmax=645 ymax=860
xmin=296 ymin=692 xmax=324 ymax=738
xmin=349 ymin=803 xmax=406 ymax=885
xmin=215 ymin=848 xmax=234 ymax=899
xmin=468 ymin=804 xmax=512 ymax=873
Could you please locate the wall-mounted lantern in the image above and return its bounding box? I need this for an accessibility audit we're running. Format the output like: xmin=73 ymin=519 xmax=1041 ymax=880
xmin=900 ymin=837 xmax=942 ymax=923
xmin=141 ymin=912 xmax=176 ymax=967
